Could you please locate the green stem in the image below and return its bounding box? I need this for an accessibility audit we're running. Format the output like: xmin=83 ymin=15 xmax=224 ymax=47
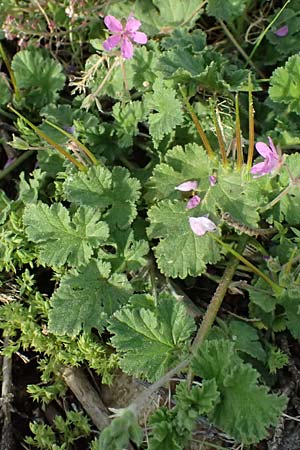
xmin=0 ymin=43 xmax=20 ymax=101
xmin=260 ymin=183 xmax=292 ymax=213
xmin=235 ymin=93 xmax=243 ymax=169
xmin=210 ymin=99 xmax=227 ymax=166
xmin=0 ymin=150 xmax=35 ymax=181
xmin=187 ymin=237 xmax=247 ymax=385
xmin=44 ymin=119 xmax=99 ymax=166
xmin=7 ymin=106 xmax=86 ymax=171
xmin=179 ymin=85 xmax=214 ymax=159
xmin=218 ymin=20 xmax=264 ymax=77
xmin=247 ymin=73 xmax=255 ymax=170
xmin=247 ymin=0 xmax=291 ymax=63
xmin=211 ymin=234 xmax=282 ymax=295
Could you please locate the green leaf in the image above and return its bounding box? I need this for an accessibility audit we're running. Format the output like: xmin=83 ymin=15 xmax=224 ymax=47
xmin=112 ymin=101 xmax=146 ymax=148
xmin=0 ymin=191 xmax=11 ymax=225
xmin=97 ymin=409 xmax=143 ymax=450
xmin=23 ymin=203 xmax=109 ymax=267
xmin=269 ymin=55 xmax=300 ymax=114
xmin=148 ymin=408 xmax=181 ymax=450
xmin=147 ymin=200 xmax=221 ymax=278
xmin=175 ymin=379 xmax=219 ymax=430
xmin=207 ymin=0 xmax=247 ymax=21
xmin=18 ymin=169 xmax=46 ymax=204
xmin=12 ymin=47 xmax=65 ymax=109
xmin=161 ymin=29 xmax=206 ymax=52
xmin=192 ymin=340 xmax=287 ymax=444
xmin=64 ymin=166 xmax=141 ymax=229
xmin=98 ymin=229 xmax=149 ymax=273
xmin=108 ymin=294 xmax=196 ymax=381
xmin=0 ymin=73 xmax=12 ymax=105
xmin=146 ymin=143 xmax=211 ymax=203
xmin=49 ymin=259 xmax=132 ymax=335
xmin=144 ymin=78 xmax=184 ymax=148
xmin=278 ymin=154 xmax=300 ymax=225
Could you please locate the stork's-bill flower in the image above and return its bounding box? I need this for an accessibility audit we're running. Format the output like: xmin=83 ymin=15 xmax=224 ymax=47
xmin=103 ymin=15 xmax=147 ymax=59
xmin=251 ymin=137 xmax=282 ymax=178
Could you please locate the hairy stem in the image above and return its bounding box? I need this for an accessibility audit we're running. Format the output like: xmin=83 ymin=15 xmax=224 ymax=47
xmin=186 ymin=237 xmax=247 ymax=384
xmin=235 ymin=93 xmax=243 ymax=169
xmin=247 ymin=74 xmax=255 ymax=170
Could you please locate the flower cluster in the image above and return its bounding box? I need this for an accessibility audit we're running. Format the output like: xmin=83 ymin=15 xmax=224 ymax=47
xmin=178 ymin=137 xmax=282 ymax=237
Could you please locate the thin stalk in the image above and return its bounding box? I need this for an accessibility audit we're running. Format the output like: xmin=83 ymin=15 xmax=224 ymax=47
xmin=179 ymin=85 xmax=214 ymax=159
xmin=247 ymin=0 xmax=291 ymax=63
xmin=210 ymin=99 xmax=227 ymax=166
xmin=247 ymin=73 xmax=255 ymax=170
xmin=219 ymin=20 xmax=264 ymax=77
xmin=0 ymin=43 xmax=20 ymax=101
xmin=260 ymin=183 xmax=292 ymax=213
xmin=211 ymin=234 xmax=282 ymax=295
xmin=235 ymin=93 xmax=243 ymax=169
xmin=0 ymin=150 xmax=35 ymax=181
xmin=187 ymin=237 xmax=247 ymax=385
xmin=44 ymin=119 xmax=99 ymax=165
xmin=8 ymin=106 xmax=86 ymax=171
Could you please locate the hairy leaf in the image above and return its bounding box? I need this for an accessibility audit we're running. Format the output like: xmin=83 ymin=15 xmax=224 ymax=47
xmin=64 ymin=166 xmax=141 ymax=229
xmin=147 ymin=200 xmax=221 ymax=278
xmin=207 ymin=0 xmax=247 ymax=21
xmin=23 ymin=203 xmax=109 ymax=267
xmin=192 ymin=340 xmax=286 ymax=444
xmin=97 ymin=409 xmax=143 ymax=450
xmin=269 ymin=55 xmax=300 ymax=114
xmin=144 ymin=78 xmax=184 ymax=148
xmin=12 ymin=47 xmax=65 ymax=109
xmin=108 ymin=294 xmax=196 ymax=381
xmin=112 ymin=101 xmax=146 ymax=148
xmin=146 ymin=143 xmax=211 ymax=203
xmin=49 ymin=259 xmax=132 ymax=335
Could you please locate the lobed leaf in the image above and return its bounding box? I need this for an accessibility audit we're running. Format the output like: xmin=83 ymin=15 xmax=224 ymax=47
xmin=192 ymin=340 xmax=287 ymax=444
xmin=64 ymin=165 xmax=141 ymax=229
xmin=108 ymin=294 xmax=196 ymax=381
xmin=49 ymin=259 xmax=132 ymax=336
xmin=23 ymin=203 xmax=109 ymax=267
xmin=147 ymin=200 xmax=221 ymax=278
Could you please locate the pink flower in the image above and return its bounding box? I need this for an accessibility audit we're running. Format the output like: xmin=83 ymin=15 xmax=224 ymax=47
xmin=103 ymin=15 xmax=147 ymax=59
xmin=250 ymin=137 xmax=282 ymax=178
xmin=186 ymin=195 xmax=201 ymax=210
xmin=189 ymin=217 xmax=217 ymax=236
xmin=209 ymin=175 xmax=217 ymax=186
xmin=274 ymin=25 xmax=288 ymax=37
xmin=175 ymin=180 xmax=198 ymax=192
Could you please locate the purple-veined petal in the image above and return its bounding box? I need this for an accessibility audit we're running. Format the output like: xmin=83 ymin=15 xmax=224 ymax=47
xmin=125 ymin=16 xmax=141 ymax=32
xmin=175 ymin=180 xmax=198 ymax=192
xmin=255 ymin=141 xmax=273 ymax=158
xmin=104 ymin=15 xmax=123 ymax=33
xmin=129 ymin=31 xmax=148 ymax=44
xmin=189 ymin=216 xmax=216 ymax=236
xmin=103 ymin=34 xmax=121 ymax=51
xmin=274 ymin=25 xmax=288 ymax=37
xmin=209 ymin=175 xmax=217 ymax=186
xmin=186 ymin=195 xmax=201 ymax=210
xmin=121 ymin=36 xmax=134 ymax=59
xmin=250 ymin=160 xmax=271 ymax=177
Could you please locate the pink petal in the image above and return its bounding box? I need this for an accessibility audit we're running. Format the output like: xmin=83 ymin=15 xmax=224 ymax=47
xmin=267 ymin=137 xmax=279 ymax=157
xmin=255 ymin=141 xmax=273 ymax=158
xmin=186 ymin=195 xmax=201 ymax=210
xmin=175 ymin=180 xmax=198 ymax=192
xmin=121 ymin=36 xmax=134 ymax=59
xmin=103 ymin=34 xmax=121 ymax=51
xmin=274 ymin=25 xmax=288 ymax=37
xmin=250 ymin=161 xmax=268 ymax=177
xmin=189 ymin=217 xmax=216 ymax=236
xmin=104 ymin=15 xmax=123 ymax=33
xmin=125 ymin=16 xmax=141 ymax=33
xmin=129 ymin=31 xmax=148 ymax=44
